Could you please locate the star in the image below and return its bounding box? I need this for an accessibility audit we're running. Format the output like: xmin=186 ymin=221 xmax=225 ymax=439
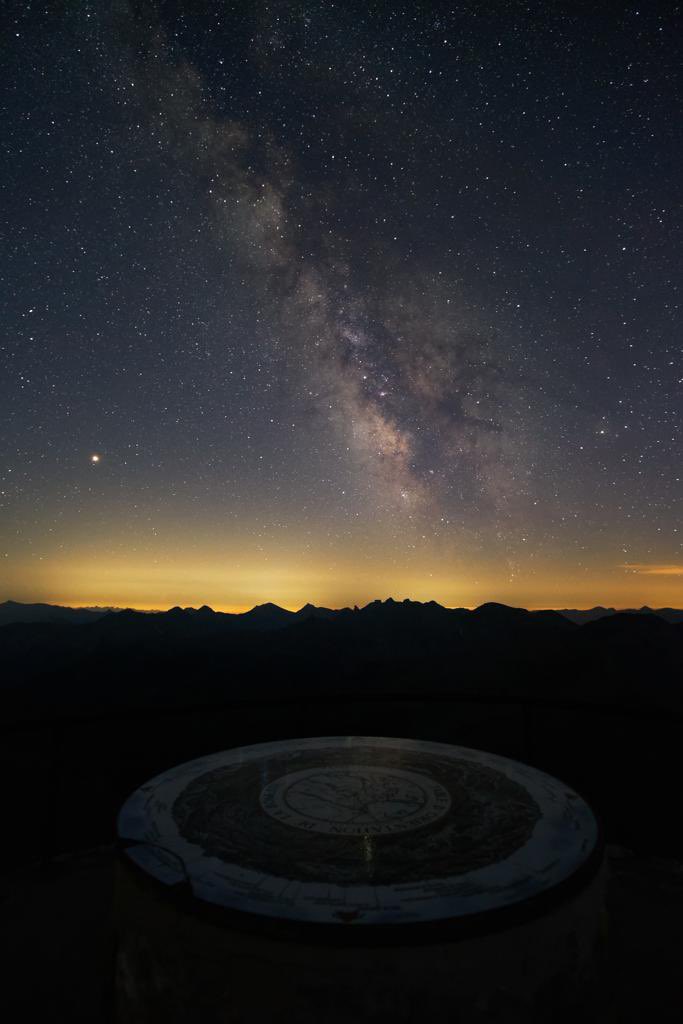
xmin=0 ymin=3 xmax=678 ymax=611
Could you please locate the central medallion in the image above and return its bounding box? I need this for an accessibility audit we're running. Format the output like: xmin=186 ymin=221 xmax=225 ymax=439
xmin=260 ymin=765 xmax=451 ymax=835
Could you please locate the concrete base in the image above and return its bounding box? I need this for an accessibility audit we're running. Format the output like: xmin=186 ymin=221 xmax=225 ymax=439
xmin=115 ymin=856 xmax=607 ymax=1024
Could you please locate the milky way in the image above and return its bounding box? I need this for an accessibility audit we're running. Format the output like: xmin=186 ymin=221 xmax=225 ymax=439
xmin=1 ymin=2 xmax=681 ymax=609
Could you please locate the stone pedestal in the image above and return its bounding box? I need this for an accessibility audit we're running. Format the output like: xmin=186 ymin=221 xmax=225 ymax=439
xmin=115 ymin=736 xmax=605 ymax=1022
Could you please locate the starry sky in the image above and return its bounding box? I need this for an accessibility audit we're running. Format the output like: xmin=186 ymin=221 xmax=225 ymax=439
xmin=2 ymin=1 xmax=681 ymax=611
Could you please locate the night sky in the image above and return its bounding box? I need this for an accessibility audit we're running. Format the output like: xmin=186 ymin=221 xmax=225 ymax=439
xmin=2 ymin=1 xmax=681 ymax=611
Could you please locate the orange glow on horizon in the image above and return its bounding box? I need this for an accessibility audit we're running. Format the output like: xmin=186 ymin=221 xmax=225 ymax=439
xmin=3 ymin=548 xmax=682 ymax=612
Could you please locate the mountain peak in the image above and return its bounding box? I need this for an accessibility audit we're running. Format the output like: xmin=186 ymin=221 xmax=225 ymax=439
xmin=250 ymin=602 xmax=291 ymax=614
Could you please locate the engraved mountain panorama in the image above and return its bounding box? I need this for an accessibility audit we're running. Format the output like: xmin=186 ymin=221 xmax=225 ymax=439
xmin=171 ymin=744 xmax=543 ymax=884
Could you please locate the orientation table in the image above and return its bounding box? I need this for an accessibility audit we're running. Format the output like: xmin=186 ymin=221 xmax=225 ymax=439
xmin=116 ymin=736 xmax=605 ymax=1022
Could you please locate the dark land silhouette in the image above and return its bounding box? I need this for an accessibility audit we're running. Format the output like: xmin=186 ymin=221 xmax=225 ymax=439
xmin=2 ymin=597 xmax=683 ymax=1021
xmin=2 ymin=598 xmax=682 ymax=717
xmin=2 ymin=596 xmax=683 ymax=855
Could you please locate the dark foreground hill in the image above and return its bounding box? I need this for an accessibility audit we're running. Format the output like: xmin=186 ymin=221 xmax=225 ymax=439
xmin=1 ymin=598 xmax=683 ymax=871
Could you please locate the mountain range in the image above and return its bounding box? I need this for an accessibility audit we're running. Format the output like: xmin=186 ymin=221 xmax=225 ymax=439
xmin=2 ymin=597 xmax=682 ymax=725
xmin=2 ymin=598 xmax=682 ymax=628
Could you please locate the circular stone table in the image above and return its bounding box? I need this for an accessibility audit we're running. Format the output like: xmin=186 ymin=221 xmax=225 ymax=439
xmin=115 ymin=737 xmax=605 ymax=1023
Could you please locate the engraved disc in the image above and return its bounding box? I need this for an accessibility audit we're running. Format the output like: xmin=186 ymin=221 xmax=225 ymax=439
xmin=117 ymin=736 xmax=599 ymax=927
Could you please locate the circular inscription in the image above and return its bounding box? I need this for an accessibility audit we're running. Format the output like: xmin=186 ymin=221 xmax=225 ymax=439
xmin=260 ymin=766 xmax=451 ymax=835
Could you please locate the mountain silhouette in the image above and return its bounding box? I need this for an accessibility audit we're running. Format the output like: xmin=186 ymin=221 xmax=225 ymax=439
xmin=3 ymin=598 xmax=682 ymax=631
xmin=2 ymin=597 xmax=681 ymax=724
xmin=556 ymin=606 xmax=683 ymax=625
xmin=0 ymin=600 xmax=109 ymax=626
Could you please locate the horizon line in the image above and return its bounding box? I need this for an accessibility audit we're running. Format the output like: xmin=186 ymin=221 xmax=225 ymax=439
xmin=2 ymin=597 xmax=677 ymax=615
